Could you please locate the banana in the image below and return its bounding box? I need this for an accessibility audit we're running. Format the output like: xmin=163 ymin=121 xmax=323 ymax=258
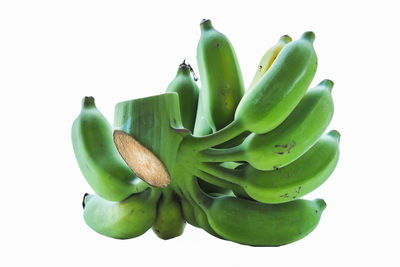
xmin=72 ymin=97 xmax=149 ymax=201
xmin=185 ymin=179 xmax=326 ymax=246
xmin=200 ymin=79 xmax=334 ymax=170
xmin=206 ymin=196 xmax=326 ymax=246
xmin=197 ymin=19 xmax=245 ymax=132
xmin=166 ymin=61 xmax=199 ymax=132
xmin=152 ymin=188 xmax=186 ymax=240
xmin=199 ymin=130 xmax=340 ymax=204
xmin=83 ymin=188 xmax=161 ymax=239
xmin=234 ymin=31 xmax=317 ymax=134
xmin=248 ymin=35 xmax=292 ymax=90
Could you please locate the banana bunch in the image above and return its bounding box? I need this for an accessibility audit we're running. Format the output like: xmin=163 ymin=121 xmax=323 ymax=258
xmin=72 ymin=19 xmax=340 ymax=246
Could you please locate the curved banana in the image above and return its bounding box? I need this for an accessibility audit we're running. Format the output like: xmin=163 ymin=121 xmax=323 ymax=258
xmin=166 ymin=61 xmax=199 ymax=132
xmin=206 ymin=196 xmax=326 ymax=246
xmin=200 ymin=79 xmax=334 ymax=170
xmin=197 ymin=19 xmax=245 ymax=132
xmin=199 ymin=130 xmax=340 ymax=204
xmin=72 ymin=97 xmax=149 ymax=201
xmin=185 ymin=179 xmax=326 ymax=246
xmin=248 ymin=35 xmax=292 ymax=90
xmin=83 ymin=188 xmax=161 ymax=239
xmin=234 ymin=31 xmax=317 ymax=134
xmin=152 ymin=188 xmax=186 ymax=240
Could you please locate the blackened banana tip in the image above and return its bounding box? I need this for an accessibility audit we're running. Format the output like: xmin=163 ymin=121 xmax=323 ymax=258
xmin=179 ymin=59 xmax=189 ymax=69
xmin=200 ymin=19 xmax=212 ymax=30
xmin=82 ymin=193 xmax=90 ymax=209
xmin=301 ymin=31 xmax=315 ymax=43
xmin=82 ymin=96 xmax=95 ymax=108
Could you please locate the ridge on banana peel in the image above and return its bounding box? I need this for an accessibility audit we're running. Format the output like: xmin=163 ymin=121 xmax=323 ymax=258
xmin=72 ymin=19 xmax=339 ymax=246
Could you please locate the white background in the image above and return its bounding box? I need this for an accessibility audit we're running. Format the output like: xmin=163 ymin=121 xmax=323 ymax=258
xmin=1 ymin=0 xmax=399 ymax=266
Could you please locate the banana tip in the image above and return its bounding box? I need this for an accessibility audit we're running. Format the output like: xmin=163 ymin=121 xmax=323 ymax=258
xmin=301 ymin=31 xmax=315 ymax=43
xmin=200 ymin=18 xmax=212 ymax=30
xmin=179 ymin=59 xmax=189 ymax=69
xmin=328 ymin=130 xmax=341 ymax=141
xmin=82 ymin=193 xmax=90 ymax=209
xmin=319 ymin=79 xmax=334 ymax=91
xmin=82 ymin=96 xmax=95 ymax=108
xmin=315 ymin=198 xmax=327 ymax=212
xmin=280 ymin=35 xmax=292 ymax=43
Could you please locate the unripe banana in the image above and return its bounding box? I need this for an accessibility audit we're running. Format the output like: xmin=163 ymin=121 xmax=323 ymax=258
xmin=83 ymin=188 xmax=161 ymax=239
xmin=248 ymin=35 xmax=292 ymax=90
xmin=166 ymin=61 xmax=199 ymax=132
xmin=234 ymin=32 xmax=317 ymax=134
xmin=201 ymin=79 xmax=334 ymax=170
xmin=152 ymin=188 xmax=186 ymax=240
xmin=199 ymin=130 xmax=340 ymax=204
xmin=206 ymin=196 xmax=326 ymax=246
xmin=72 ymin=97 xmax=149 ymax=201
xmin=197 ymin=19 xmax=245 ymax=132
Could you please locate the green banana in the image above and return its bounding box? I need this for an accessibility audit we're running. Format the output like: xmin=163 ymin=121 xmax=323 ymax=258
xmin=166 ymin=61 xmax=199 ymax=132
xmin=199 ymin=130 xmax=340 ymax=204
xmin=152 ymin=188 xmax=186 ymax=240
xmin=234 ymin=31 xmax=317 ymax=134
xmin=83 ymin=188 xmax=161 ymax=239
xmin=72 ymin=97 xmax=149 ymax=201
xmin=197 ymin=19 xmax=245 ymax=132
xmin=185 ymin=179 xmax=326 ymax=246
xmin=248 ymin=35 xmax=292 ymax=90
xmin=206 ymin=196 xmax=326 ymax=246
xmin=200 ymin=79 xmax=334 ymax=170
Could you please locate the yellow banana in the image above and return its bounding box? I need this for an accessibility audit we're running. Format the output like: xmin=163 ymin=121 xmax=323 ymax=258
xmin=248 ymin=35 xmax=292 ymax=90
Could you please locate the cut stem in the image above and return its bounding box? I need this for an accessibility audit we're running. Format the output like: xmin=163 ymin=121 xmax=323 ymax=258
xmin=113 ymin=93 xmax=184 ymax=188
xmin=114 ymin=131 xmax=171 ymax=187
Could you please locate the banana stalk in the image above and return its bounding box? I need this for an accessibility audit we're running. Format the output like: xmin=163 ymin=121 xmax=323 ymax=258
xmin=72 ymin=21 xmax=339 ymax=246
xmin=113 ymin=93 xmax=186 ymax=188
